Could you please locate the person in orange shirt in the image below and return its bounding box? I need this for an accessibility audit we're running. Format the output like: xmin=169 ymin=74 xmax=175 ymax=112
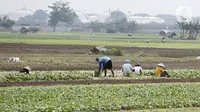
xmin=155 ymin=63 xmax=170 ymax=77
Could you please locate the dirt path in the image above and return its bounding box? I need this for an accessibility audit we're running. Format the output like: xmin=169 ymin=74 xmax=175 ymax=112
xmin=1 ymin=78 xmax=200 ymax=87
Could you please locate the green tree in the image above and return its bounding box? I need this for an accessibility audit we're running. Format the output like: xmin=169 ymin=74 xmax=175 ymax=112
xmin=20 ymin=27 xmax=29 ymax=34
xmin=108 ymin=18 xmax=138 ymax=33
xmin=89 ymin=21 xmax=104 ymax=32
xmin=33 ymin=9 xmax=48 ymax=21
xmin=114 ymin=18 xmax=128 ymax=33
xmin=106 ymin=10 xmax=126 ymax=22
xmin=176 ymin=20 xmax=200 ymax=40
xmin=48 ymin=0 xmax=77 ymax=32
xmin=29 ymin=27 xmax=40 ymax=33
xmin=192 ymin=21 xmax=200 ymax=40
xmin=17 ymin=9 xmax=48 ymax=25
xmin=0 ymin=16 xmax=15 ymax=29
xmin=185 ymin=22 xmax=194 ymax=39
xmin=127 ymin=20 xmax=138 ymax=33
xmin=176 ymin=21 xmax=186 ymax=38
xmin=185 ymin=21 xmax=200 ymax=40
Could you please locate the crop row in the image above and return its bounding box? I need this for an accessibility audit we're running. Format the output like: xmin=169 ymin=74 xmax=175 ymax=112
xmin=1 ymin=83 xmax=200 ymax=111
xmin=1 ymin=69 xmax=200 ymax=82
xmin=0 ymin=71 xmax=93 ymax=82
xmin=144 ymin=69 xmax=200 ymax=79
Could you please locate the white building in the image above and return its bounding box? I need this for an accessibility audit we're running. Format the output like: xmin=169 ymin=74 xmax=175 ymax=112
xmin=127 ymin=16 xmax=165 ymax=24
xmin=9 ymin=7 xmax=34 ymax=21
xmin=77 ymin=13 xmax=165 ymax=24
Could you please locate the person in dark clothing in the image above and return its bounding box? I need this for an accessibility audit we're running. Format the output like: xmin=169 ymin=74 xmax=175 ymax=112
xmin=20 ymin=66 xmax=31 ymax=74
xmin=96 ymin=56 xmax=114 ymax=77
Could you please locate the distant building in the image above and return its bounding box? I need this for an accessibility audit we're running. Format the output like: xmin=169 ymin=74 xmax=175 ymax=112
xmin=127 ymin=16 xmax=165 ymax=24
xmin=159 ymin=30 xmax=170 ymax=36
xmin=159 ymin=29 xmax=177 ymax=38
xmin=166 ymin=32 xmax=177 ymax=38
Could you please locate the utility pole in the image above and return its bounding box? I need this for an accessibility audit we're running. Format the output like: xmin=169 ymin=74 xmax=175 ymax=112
xmin=109 ymin=9 xmax=111 ymax=17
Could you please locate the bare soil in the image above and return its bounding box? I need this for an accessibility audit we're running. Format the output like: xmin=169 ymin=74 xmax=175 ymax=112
xmin=1 ymin=78 xmax=200 ymax=87
xmin=1 ymin=43 xmax=200 ymax=70
xmin=1 ymin=43 xmax=200 ymax=58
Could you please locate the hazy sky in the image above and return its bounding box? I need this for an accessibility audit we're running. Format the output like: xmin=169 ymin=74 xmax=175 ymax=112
xmin=0 ymin=0 xmax=200 ymax=16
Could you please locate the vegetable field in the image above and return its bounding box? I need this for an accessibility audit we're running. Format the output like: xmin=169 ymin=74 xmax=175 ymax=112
xmin=1 ymin=84 xmax=200 ymax=111
xmin=1 ymin=69 xmax=200 ymax=83
xmin=0 ymin=71 xmax=93 ymax=82
xmin=1 ymin=32 xmax=200 ymax=111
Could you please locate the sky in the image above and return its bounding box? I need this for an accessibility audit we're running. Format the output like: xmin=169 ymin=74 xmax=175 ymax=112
xmin=0 ymin=0 xmax=200 ymax=16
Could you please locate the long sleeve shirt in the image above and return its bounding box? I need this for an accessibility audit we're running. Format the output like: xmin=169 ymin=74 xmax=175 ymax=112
xmin=98 ymin=56 xmax=110 ymax=72
xmin=122 ymin=63 xmax=134 ymax=75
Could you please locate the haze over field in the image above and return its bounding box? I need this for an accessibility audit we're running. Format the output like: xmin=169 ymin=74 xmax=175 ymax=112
xmin=1 ymin=1 xmax=200 ymax=112
xmin=0 ymin=0 xmax=200 ymax=34
xmin=0 ymin=0 xmax=200 ymax=16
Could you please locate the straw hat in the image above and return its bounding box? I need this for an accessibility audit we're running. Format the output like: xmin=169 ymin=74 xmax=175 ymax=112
xmin=24 ymin=66 xmax=31 ymax=71
xmin=157 ymin=63 xmax=165 ymax=67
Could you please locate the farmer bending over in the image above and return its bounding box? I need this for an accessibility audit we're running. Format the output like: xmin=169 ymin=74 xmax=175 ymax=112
xmin=96 ymin=56 xmax=114 ymax=77
xmin=155 ymin=63 xmax=170 ymax=77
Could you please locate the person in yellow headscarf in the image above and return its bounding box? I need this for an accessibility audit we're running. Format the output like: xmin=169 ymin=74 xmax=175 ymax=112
xmin=155 ymin=63 xmax=170 ymax=77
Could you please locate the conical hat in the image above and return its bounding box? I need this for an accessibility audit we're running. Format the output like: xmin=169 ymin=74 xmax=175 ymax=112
xmin=157 ymin=63 xmax=165 ymax=67
xmin=24 ymin=66 xmax=31 ymax=71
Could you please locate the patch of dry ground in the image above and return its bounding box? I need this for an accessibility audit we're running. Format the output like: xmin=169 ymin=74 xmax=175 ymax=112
xmin=1 ymin=43 xmax=200 ymax=70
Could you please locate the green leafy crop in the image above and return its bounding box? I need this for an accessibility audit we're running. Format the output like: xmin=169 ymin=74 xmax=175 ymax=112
xmin=1 ymin=84 xmax=200 ymax=111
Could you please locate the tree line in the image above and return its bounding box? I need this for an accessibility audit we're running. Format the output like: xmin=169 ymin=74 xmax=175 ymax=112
xmin=47 ymin=0 xmax=138 ymax=33
xmin=1 ymin=0 xmax=138 ymax=33
xmin=176 ymin=19 xmax=200 ymax=40
xmin=0 ymin=16 xmax=15 ymax=29
xmin=2 ymin=0 xmax=200 ymax=38
xmin=89 ymin=11 xmax=138 ymax=33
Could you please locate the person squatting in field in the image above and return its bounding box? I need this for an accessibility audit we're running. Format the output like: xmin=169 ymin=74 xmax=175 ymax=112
xmin=19 ymin=66 xmax=31 ymax=74
xmin=122 ymin=60 xmax=135 ymax=76
xmin=133 ymin=63 xmax=143 ymax=75
xmin=122 ymin=60 xmax=143 ymax=76
xmin=96 ymin=56 xmax=114 ymax=77
xmin=155 ymin=63 xmax=170 ymax=77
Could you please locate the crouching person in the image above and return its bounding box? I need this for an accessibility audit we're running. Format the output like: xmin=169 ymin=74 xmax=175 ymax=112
xmin=96 ymin=56 xmax=114 ymax=77
xmin=20 ymin=66 xmax=31 ymax=74
xmin=155 ymin=63 xmax=170 ymax=77
xmin=122 ymin=60 xmax=135 ymax=76
xmin=133 ymin=63 xmax=143 ymax=75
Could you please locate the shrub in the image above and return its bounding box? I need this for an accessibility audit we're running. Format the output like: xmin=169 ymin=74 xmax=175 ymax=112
xmin=20 ymin=27 xmax=29 ymax=34
xmin=20 ymin=27 xmax=40 ymax=34
xmin=128 ymin=33 xmax=132 ymax=36
xmin=104 ymin=48 xmax=123 ymax=56
xmin=29 ymin=27 xmax=40 ymax=33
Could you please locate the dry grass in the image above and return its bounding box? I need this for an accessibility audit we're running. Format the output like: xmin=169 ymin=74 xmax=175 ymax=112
xmin=0 ymin=53 xmax=197 ymax=71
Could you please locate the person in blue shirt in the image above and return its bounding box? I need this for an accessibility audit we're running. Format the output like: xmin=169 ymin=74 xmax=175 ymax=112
xmin=122 ymin=60 xmax=135 ymax=76
xmin=96 ymin=56 xmax=114 ymax=77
